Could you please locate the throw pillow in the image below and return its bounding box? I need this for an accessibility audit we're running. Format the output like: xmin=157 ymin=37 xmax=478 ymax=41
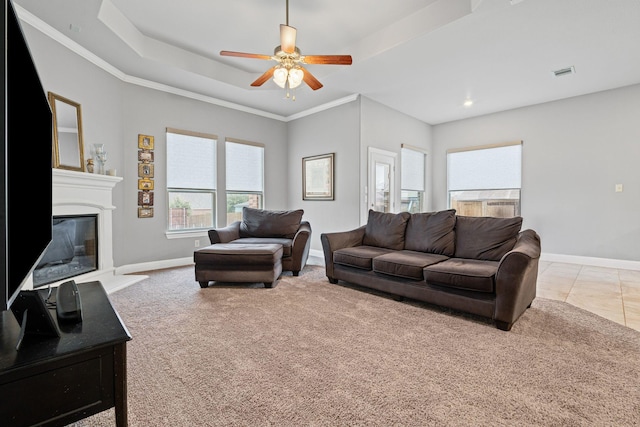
xmin=240 ymin=207 xmax=304 ymax=238
xmin=454 ymin=216 xmax=523 ymax=261
xmin=404 ymin=209 xmax=456 ymax=255
xmin=362 ymin=210 xmax=410 ymax=250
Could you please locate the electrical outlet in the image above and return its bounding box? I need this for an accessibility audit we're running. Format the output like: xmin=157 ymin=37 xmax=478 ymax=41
xmin=195 ymin=240 xmax=200 ymax=248
xmin=615 ymin=184 xmax=623 ymax=193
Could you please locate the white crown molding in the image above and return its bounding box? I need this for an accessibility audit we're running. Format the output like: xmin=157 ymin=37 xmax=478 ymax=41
xmin=15 ymin=4 xmax=358 ymax=123
xmin=285 ymin=94 xmax=360 ymax=121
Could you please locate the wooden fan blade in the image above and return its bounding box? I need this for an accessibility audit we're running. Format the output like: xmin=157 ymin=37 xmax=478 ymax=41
xmin=251 ymin=66 xmax=277 ymax=87
xmin=303 ymin=55 xmax=353 ymax=65
xmin=299 ymin=66 xmax=323 ymax=90
xmin=280 ymin=24 xmax=297 ymax=54
xmin=220 ymin=51 xmax=272 ymax=60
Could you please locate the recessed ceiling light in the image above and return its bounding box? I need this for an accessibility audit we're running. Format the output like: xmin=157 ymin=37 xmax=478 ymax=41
xmin=463 ymin=99 xmax=473 ymax=108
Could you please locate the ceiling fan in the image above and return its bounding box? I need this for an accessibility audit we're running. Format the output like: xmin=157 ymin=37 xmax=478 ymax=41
xmin=220 ymin=0 xmax=352 ymax=99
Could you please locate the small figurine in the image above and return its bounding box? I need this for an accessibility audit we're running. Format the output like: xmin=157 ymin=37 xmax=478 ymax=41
xmin=86 ymin=158 xmax=94 ymax=173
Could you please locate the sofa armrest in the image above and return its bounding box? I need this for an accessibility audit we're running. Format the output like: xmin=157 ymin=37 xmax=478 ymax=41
xmin=320 ymin=226 xmax=366 ymax=281
xmin=494 ymin=229 xmax=541 ymax=330
xmin=288 ymin=221 xmax=312 ymax=275
xmin=208 ymin=221 xmax=241 ymax=244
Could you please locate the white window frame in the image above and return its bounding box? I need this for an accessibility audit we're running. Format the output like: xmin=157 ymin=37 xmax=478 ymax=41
xmin=165 ymin=128 xmax=218 ymax=237
xmin=446 ymin=141 xmax=522 ymax=218
xmin=400 ymin=144 xmax=427 ymax=213
xmin=225 ymin=138 xmax=265 ymax=226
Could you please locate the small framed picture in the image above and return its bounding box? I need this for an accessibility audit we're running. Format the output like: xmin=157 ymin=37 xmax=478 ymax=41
xmin=138 ymin=163 xmax=154 ymax=178
xmin=138 ymin=150 xmax=154 ymax=162
xmin=138 ymin=207 xmax=154 ymax=218
xmin=138 ymin=178 xmax=154 ymax=190
xmin=303 ymin=153 xmax=335 ymax=201
xmin=138 ymin=191 xmax=154 ymax=206
xmin=138 ymin=134 xmax=154 ymax=150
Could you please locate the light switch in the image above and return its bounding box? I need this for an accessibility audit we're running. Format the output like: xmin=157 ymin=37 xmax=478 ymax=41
xmin=615 ymin=184 xmax=623 ymax=193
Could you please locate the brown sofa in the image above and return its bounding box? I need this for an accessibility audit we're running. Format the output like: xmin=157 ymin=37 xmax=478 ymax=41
xmin=205 ymin=207 xmax=312 ymax=276
xmin=320 ymin=209 xmax=541 ymax=331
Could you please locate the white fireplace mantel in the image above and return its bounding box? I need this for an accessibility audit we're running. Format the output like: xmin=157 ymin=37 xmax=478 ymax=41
xmin=32 ymin=169 xmax=147 ymax=293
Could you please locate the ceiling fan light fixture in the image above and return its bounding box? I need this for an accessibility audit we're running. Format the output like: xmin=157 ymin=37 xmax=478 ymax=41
xmin=220 ymin=0 xmax=352 ymax=97
xmin=273 ymin=67 xmax=289 ymax=88
xmin=288 ymin=67 xmax=304 ymax=88
xmin=272 ymin=66 xmax=304 ymax=90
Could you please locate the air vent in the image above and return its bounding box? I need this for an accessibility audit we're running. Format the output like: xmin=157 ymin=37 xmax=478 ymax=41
xmin=553 ymin=66 xmax=575 ymax=77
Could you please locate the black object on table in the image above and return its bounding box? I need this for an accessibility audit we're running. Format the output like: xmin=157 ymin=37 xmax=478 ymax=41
xmin=0 ymin=281 xmax=131 ymax=426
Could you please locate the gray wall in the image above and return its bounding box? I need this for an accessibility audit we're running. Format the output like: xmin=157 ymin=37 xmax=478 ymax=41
xmin=287 ymin=100 xmax=361 ymax=252
xmin=432 ymin=84 xmax=640 ymax=261
xmin=118 ymin=87 xmax=287 ymax=265
xmin=23 ymin=18 xmax=640 ymax=268
xmin=23 ymin=24 xmax=288 ymax=268
xmin=360 ymin=97 xmax=433 ymax=223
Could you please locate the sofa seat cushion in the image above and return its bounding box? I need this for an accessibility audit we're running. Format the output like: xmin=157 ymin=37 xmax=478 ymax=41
xmin=194 ymin=243 xmax=283 ymax=269
xmin=230 ymin=237 xmax=293 ymax=257
xmin=372 ymin=251 xmax=449 ymax=280
xmin=333 ymin=246 xmax=395 ymax=270
xmin=424 ymin=258 xmax=499 ymax=293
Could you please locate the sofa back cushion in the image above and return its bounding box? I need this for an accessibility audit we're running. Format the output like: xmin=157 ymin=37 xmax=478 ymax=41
xmin=404 ymin=209 xmax=456 ymax=255
xmin=454 ymin=216 xmax=523 ymax=261
xmin=362 ymin=210 xmax=410 ymax=250
xmin=240 ymin=207 xmax=304 ymax=238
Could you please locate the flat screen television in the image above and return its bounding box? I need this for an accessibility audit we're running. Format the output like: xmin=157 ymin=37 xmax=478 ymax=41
xmin=1 ymin=0 xmax=53 ymax=315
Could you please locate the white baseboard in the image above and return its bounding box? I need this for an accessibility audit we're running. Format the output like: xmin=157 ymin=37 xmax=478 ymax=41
xmin=114 ymin=252 xmax=639 ymax=277
xmin=115 ymin=257 xmax=194 ymax=275
xmin=309 ymin=249 xmax=324 ymax=259
xmin=540 ymin=253 xmax=640 ymax=271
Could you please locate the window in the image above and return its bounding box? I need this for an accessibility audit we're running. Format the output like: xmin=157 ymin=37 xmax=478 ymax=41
xmin=401 ymin=145 xmax=426 ymax=213
xmin=225 ymin=139 xmax=264 ymax=225
xmin=166 ymin=129 xmax=217 ymax=231
xmin=447 ymin=141 xmax=522 ymax=218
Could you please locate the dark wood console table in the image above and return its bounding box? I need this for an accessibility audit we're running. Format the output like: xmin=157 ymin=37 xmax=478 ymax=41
xmin=0 ymin=281 xmax=131 ymax=426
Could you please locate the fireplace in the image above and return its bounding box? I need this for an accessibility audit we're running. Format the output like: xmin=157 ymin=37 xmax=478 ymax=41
xmin=31 ymin=169 xmax=147 ymax=293
xmin=33 ymin=214 xmax=98 ymax=287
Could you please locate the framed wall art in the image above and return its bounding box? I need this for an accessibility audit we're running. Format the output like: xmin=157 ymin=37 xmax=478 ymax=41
xmin=138 ymin=150 xmax=154 ymax=162
xmin=138 ymin=163 xmax=154 ymax=178
xmin=138 ymin=178 xmax=154 ymax=191
xmin=138 ymin=207 xmax=154 ymax=218
xmin=138 ymin=191 xmax=154 ymax=206
xmin=138 ymin=134 xmax=154 ymax=150
xmin=302 ymin=153 xmax=334 ymax=201
xmin=137 ymin=133 xmax=155 ymax=218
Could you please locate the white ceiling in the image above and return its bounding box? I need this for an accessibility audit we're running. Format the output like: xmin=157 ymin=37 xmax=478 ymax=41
xmin=14 ymin=0 xmax=640 ymax=124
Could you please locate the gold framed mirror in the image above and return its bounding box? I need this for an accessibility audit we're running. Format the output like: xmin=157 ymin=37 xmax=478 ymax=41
xmin=48 ymin=92 xmax=85 ymax=171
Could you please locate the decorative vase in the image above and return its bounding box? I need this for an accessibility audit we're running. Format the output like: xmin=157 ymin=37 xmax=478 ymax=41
xmin=93 ymin=144 xmax=107 ymax=174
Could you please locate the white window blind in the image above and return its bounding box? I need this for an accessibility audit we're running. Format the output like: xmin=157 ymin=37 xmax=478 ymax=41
xmin=401 ymin=147 xmax=425 ymax=192
xmin=167 ymin=132 xmax=216 ymax=190
xmin=226 ymin=140 xmax=264 ymax=192
xmin=448 ymin=143 xmax=521 ymax=191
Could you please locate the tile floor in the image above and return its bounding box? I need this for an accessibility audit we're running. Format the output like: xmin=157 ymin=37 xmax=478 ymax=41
xmin=537 ymin=261 xmax=640 ymax=331
xmin=309 ymin=256 xmax=640 ymax=332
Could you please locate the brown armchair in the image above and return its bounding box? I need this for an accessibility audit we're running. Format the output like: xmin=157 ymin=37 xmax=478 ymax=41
xmin=208 ymin=207 xmax=312 ymax=276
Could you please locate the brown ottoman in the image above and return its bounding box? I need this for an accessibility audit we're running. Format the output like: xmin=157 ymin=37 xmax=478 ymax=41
xmin=194 ymin=243 xmax=283 ymax=288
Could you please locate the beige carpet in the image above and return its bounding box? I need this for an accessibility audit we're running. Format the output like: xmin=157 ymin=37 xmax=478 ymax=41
xmin=77 ymin=265 xmax=640 ymax=426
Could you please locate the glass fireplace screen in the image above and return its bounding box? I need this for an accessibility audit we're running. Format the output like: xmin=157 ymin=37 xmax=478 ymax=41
xmin=33 ymin=214 xmax=98 ymax=288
